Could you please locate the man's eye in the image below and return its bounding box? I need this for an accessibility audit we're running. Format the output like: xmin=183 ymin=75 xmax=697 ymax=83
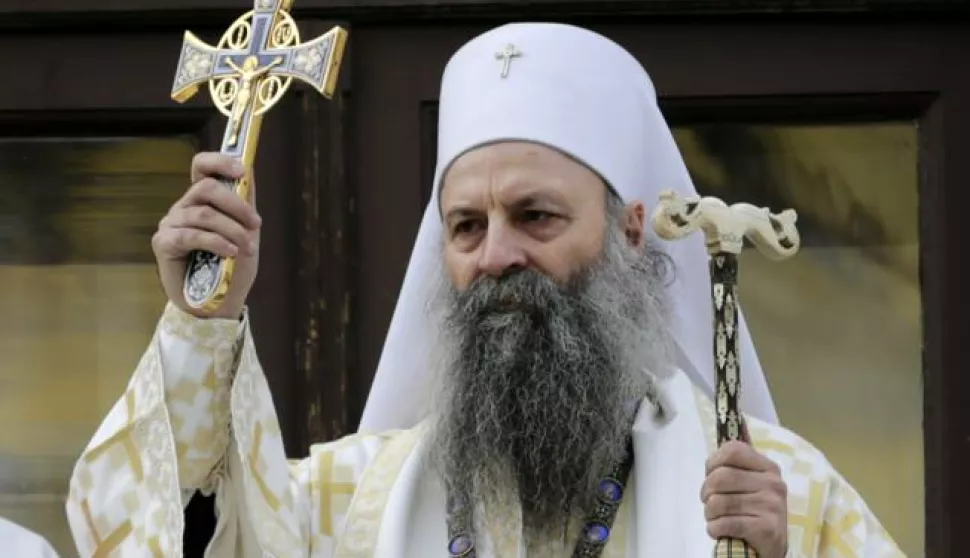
xmin=523 ymin=210 xmax=554 ymax=223
xmin=453 ymin=220 xmax=483 ymax=235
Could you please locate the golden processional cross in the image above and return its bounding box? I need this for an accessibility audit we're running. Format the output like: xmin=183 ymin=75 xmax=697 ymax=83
xmin=171 ymin=0 xmax=348 ymax=312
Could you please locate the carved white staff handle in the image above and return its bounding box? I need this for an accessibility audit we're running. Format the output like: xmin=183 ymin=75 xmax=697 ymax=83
xmin=650 ymin=189 xmax=801 ymax=558
xmin=651 ymin=189 xmax=800 ymax=259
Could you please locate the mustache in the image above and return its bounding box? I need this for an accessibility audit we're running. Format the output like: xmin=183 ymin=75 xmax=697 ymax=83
xmin=448 ymin=267 xmax=590 ymax=324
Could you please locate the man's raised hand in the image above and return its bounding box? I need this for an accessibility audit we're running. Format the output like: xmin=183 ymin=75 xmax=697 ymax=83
xmin=151 ymin=152 xmax=261 ymax=319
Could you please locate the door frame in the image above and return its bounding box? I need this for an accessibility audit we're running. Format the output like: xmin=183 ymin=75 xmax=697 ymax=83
xmin=0 ymin=0 xmax=964 ymax=28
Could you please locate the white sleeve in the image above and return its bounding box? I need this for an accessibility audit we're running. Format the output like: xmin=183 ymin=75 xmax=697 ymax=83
xmin=65 ymin=302 xmax=242 ymax=557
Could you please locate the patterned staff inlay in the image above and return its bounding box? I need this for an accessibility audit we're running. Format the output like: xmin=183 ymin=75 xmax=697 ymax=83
xmin=710 ymin=255 xmax=742 ymax=448
xmin=651 ymin=189 xmax=801 ymax=558
xmin=170 ymin=0 xmax=348 ymax=313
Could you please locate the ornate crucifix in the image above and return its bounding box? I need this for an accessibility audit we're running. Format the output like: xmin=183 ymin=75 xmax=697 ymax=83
xmin=651 ymin=190 xmax=800 ymax=558
xmin=171 ymin=0 xmax=348 ymax=312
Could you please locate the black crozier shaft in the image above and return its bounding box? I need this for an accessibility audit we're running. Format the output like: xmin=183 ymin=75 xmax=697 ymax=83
xmin=710 ymin=253 xmax=759 ymax=558
xmin=710 ymin=253 xmax=741 ymax=447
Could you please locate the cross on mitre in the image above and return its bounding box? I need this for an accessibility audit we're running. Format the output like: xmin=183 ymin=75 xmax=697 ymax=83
xmin=495 ymin=43 xmax=522 ymax=78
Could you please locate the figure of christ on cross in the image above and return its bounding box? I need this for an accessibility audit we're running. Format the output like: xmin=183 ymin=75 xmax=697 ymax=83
xmin=224 ymin=55 xmax=283 ymax=146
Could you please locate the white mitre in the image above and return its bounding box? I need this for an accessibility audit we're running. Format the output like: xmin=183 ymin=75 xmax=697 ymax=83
xmin=358 ymin=22 xmax=779 ymax=432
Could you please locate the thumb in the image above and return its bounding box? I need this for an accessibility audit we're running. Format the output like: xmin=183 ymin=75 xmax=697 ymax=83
xmin=739 ymin=418 xmax=752 ymax=444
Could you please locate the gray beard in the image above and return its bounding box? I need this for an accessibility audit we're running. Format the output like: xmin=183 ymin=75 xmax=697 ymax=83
xmin=428 ymin=224 xmax=675 ymax=547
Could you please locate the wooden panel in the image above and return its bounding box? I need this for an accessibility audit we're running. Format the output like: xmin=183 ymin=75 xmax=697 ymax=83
xmin=0 ymin=33 xmax=196 ymax=111
xmin=922 ymin=33 xmax=970 ymax=558
xmin=351 ymin=27 xmax=461 ymax=423
xmin=294 ymin=20 xmax=359 ymax=445
xmin=245 ymin=95 xmax=302 ymax=449
xmin=418 ymin=101 xmax=438 ymax=212
xmin=0 ymin=0 xmax=963 ymax=24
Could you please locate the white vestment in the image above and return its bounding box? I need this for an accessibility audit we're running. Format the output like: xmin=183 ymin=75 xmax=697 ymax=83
xmin=64 ymin=304 xmax=904 ymax=557
xmin=0 ymin=517 xmax=59 ymax=557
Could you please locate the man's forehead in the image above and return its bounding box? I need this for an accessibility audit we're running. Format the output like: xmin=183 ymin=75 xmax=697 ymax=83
xmin=444 ymin=141 xmax=574 ymax=178
xmin=439 ymin=141 xmax=608 ymax=205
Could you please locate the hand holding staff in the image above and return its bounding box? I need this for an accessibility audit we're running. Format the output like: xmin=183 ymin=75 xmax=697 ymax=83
xmin=652 ymin=190 xmax=800 ymax=558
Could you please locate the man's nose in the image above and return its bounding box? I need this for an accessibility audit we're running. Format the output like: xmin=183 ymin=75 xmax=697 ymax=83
xmin=477 ymin=222 xmax=527 ymax=277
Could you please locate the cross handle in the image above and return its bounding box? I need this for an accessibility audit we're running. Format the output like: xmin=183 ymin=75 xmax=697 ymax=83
xmin=651 ymin=189 xmax=800 ymax=260
xmin=167 ymin=0 xmax=348 ymax=313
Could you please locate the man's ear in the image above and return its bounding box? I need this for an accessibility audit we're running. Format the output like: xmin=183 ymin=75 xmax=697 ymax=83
xmin=623 ymin=201 xmax=646 ymax=247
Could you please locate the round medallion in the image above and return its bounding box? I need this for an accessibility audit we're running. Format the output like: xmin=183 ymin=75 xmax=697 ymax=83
xmin=449 ymin=532 xmax=474 ymax=556
xmin=598 ymin=478 xmax=623 ymax=503
xmin=584 ymin=522 xmax=610 ymax=544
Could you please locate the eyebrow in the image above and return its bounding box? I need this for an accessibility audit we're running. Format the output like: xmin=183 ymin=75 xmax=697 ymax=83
xmin=444 ymin=191 xmax=570 ymax=219
xmin=443 ymin=207 xmax=482 ymax=223
xmin=511 ymin=192 xmax=566 ymax=210
xmin=443 ymin=186 xmax=572 ymax=220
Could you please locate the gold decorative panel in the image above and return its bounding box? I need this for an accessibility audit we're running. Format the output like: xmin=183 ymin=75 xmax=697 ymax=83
xmin=0 ymin=136 xmax=195 ymax=555
xmin=673 ymin=122 xmax=923 ymax=557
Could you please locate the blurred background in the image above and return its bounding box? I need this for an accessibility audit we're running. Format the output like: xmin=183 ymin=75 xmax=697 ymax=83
xmin=2 ymin=2 xmax=968 ymax=556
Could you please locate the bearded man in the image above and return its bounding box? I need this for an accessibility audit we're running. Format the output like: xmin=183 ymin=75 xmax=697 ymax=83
xmin=66 ymin=23 xmax=903 ymax=558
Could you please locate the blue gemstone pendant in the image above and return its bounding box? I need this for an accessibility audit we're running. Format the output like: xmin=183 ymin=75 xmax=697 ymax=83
xmin=449 ymin=532 xmax=475 ymax=556
xmin=598 ymin=478 xmax=623 ymax=503
xmin=584 ymin=522 xmax=611 ymax=544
